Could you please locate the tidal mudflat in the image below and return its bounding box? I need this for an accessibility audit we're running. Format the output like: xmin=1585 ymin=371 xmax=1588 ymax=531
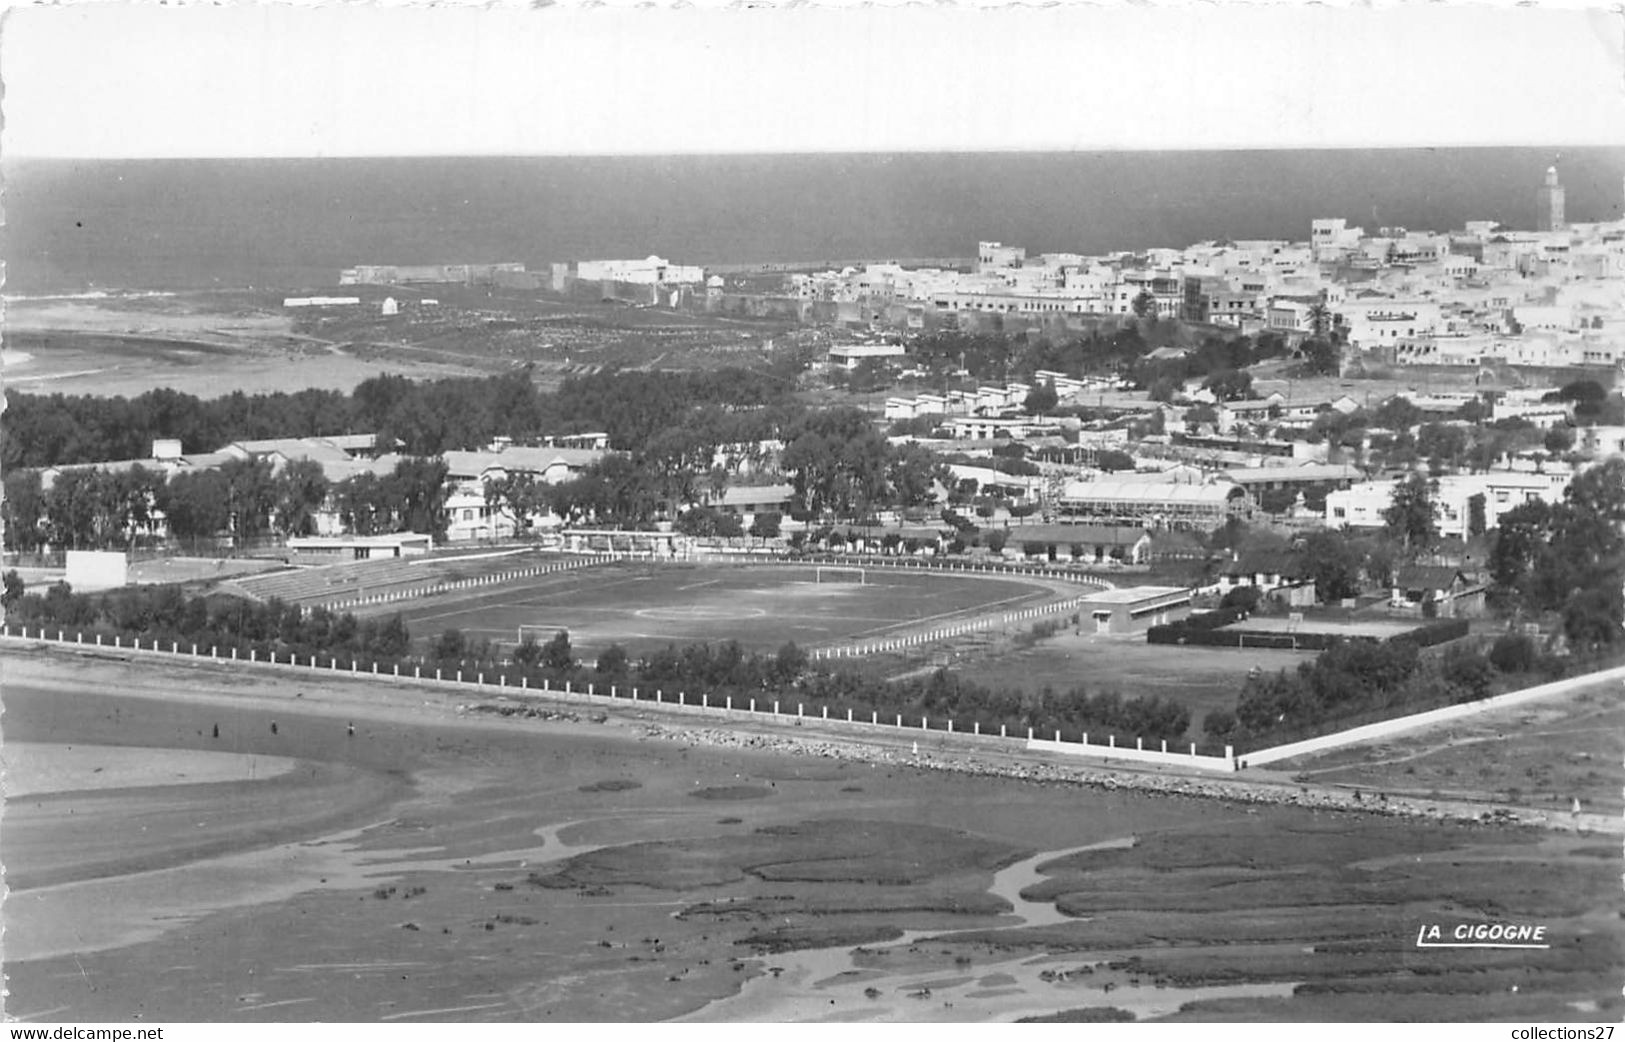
xmin=2 ymin=653 xmax=1616 ymax=1023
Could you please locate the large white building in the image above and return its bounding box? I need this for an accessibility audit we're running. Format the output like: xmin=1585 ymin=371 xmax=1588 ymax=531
xmin=574 ymin=256 xmax=705 ymax=285
xmin=1057 ymin=479 xmax=1249 ymax=531
xmin=1324 ymin=471 xmax=1572 ymax=538
xmin=442 ymin=446 xmax=607 ymax=542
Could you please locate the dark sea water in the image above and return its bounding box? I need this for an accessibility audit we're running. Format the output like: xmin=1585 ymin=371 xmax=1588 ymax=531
xmin=4 ymin=149 xmax=1624 ymax=295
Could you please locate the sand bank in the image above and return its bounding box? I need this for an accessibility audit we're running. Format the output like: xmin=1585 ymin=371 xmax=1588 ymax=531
xmin=3 ymin=741 xmax=300 ymax=798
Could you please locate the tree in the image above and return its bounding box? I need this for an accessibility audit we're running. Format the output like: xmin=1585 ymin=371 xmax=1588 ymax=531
xmin=772 ymin=641 xmax=808 ymax=682
xmin=1544 ymin=426 xmax=1575 ymax=454
xmin=1131 ymin=290 xmax=1157 ymax=320
xmin=1096 ymin=449 xmax=1136 ymax=473
xmin=1183 ymin=403 xmax=1220 ymax=428
xmin=1299 ymin=338 xmax=1339 ymax=376
xmin=373 ymin=614 xmax=411 ymax=659
xmin=1146 ymin=377 xmax=1181 ymax=403
xmin=1383 ymin=473 xmax=1438 ymax=550
xmin=2 ymin=570 xmax=24 ymax=608
xmin=1022 ymin=378 xmax=1059 ymax=415
xmin=1372 ymin=396 xmax=1422 ymax=431
xmin=1442 ymin=644 xmax=1495 ymax=701
xmin=886 ymin=443 xmax=945 ymax=508
xmin=1552 ymin=379 xmax=1607 ymax=406
xmin=42 ymin=469 xmax=110 ymax=550
xmin=513 ymin=634 xmax=542 ymax=668
xmin=596 ymin=643 xmax=630 ymax=675
xmin=1415 ymin=423 xmax=1469 ymax=470
xmin=1489 ymin=634 xmax=1538 ymax=674
xmin=749 ymin=511 xmax=782 ymax=541
xmin=433 ymin=629 xmax=468 ymax=662
xmin=1307 ymin=298 xmax=1331 ymax=339
xmin=1466 ymin=493 xmax=1487 ymax=538
xmin=219 ymin=457 xmax=278 ymax=544
xmin=541 ymin=630 xmax=575 ymax=671
xmin=1488 ymin=500 xmax=1552 ymax=596
xmin=1202 ymin=708 xmax=1239 ymax=740
xmin=983 ymin=529 xmax=1008 ymax=555
xmin=1562 ymin=585 xmax=1624 ymax=653
xmin=485 ymin=472 xmax=548 ymax=535
xmin=388 ymin=457 xmax=451 ymax=540
xmin=782 ymin=408 xmax=890 ymax=520
xmin=273 ymin=458 xmax=330 ymax=538
xmin=1300 ymin=530 xmax=1365 ymax=602
xmin=1201 ymin=369 xmax=1255 ymax=403
xmin=3 ymin=470 xmax=47 ymax=552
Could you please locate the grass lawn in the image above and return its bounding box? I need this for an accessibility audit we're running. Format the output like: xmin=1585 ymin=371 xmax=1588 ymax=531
xmin=386 ymin=560 xmax=1057 ymax=658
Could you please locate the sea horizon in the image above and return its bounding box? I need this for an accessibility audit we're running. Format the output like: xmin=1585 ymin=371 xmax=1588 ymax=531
xmin=5 ymin=147 xmax=1624 ymax=296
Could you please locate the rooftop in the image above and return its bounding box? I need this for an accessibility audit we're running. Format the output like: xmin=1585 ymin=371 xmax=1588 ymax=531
xmin=1082 ymin=585 xmax=1192 ymax=605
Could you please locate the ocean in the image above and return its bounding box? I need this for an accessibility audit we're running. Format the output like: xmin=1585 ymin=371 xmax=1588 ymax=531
xmin=4 ymin=148 xmax=1624 ymax=295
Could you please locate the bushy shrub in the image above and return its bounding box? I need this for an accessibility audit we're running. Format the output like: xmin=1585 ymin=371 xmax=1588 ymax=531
xmin=1202 ymin=708 xmax=1238 ymax=739
xmin=1441 ymin=643 xmax=1495 ymax=702
xmin=1488 ymin=633 xmax=1538 ymax=674
xmin=1219 ymin=586 xmax=1262 ymax=611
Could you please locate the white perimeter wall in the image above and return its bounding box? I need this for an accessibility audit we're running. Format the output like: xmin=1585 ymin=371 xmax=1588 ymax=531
xmin=1027 ymin=737 xmax=1235 ymax=773
xmin=1243 ymin=663 xmax=1625 ymax=766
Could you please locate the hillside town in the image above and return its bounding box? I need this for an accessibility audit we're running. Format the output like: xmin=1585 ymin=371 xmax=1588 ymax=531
xmin=7 ymin=166 xmax=1624 ymax=652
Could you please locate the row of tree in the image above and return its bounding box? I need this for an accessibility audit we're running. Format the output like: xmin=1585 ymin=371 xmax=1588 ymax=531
xmin=1487 ymin=458 xmax=1625 ymax=650
xmin=429 ymin=629 xmax=1194 ymax=743
xmin=3 ymin=365 xmax=804 ymax=471
xmin=3 ymin=456 xmax=450 ymax=552
xmin=2 ymin=579 xmax=412 ymax=663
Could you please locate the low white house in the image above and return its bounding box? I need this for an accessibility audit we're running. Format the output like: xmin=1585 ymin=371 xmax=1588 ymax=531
xmin=828 ymin=343 xmax=907 ymax=370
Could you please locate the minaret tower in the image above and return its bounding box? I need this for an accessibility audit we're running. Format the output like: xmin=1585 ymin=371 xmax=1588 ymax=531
xmin=1537 ymin=164 xmax=1566 ymax=232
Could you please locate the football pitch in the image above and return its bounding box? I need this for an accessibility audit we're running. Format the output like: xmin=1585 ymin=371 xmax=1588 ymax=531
xmin=382 ymin=560 xmax=1057 ymax=657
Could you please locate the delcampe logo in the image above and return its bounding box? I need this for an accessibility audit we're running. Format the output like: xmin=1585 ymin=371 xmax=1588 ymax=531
xmin=1416 ymin=922 xmax=1552 ymax=949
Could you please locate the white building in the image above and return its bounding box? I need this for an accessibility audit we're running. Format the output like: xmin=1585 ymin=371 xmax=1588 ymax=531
xmin=1324 ymin=471 xmax=1571 ymax=538
xmin=827 ymin=343 xmax=907 ymax=370
xmin=442 ymin=446 xmax=606 ymax=541
xmin=575 ymin=256 xmax=705 ymax=285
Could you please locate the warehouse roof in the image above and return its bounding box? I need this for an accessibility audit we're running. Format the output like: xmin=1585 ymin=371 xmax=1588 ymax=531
xmin=1058 ymin=480 xmax=1243 ymax=505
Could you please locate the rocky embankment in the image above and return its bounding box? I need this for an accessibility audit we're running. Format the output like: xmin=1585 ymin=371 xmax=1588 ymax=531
xmin=635 ymin=722 xmax=1590 ymax=833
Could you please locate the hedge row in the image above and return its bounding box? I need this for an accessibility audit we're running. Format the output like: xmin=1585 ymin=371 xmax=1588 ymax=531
xmin=1396 ymin=617 xmax=1471 ymax=648
xmin=1148 ymin=611 xmax=1470 ymax=651
xmin=1145 ymin=607 xmax=1246 ymax=645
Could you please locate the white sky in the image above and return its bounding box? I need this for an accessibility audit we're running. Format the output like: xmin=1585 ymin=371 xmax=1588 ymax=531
xmin=2 ymin=2 xmax=1623 ymax=158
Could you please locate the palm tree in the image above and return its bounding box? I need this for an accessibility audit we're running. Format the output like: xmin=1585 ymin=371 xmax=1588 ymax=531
xmin=1307 ymin=294 xmax=1331 ymax=339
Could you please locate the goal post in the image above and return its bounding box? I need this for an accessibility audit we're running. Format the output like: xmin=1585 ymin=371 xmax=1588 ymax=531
xmin=815 ymin=565 xmax=866 ymax=585
xmin=517 ymin=624 xmax=571 ymax=646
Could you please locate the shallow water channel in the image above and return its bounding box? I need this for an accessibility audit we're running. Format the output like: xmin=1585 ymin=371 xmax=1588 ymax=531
xmin=678 ymin=834 xmax=1297 ymax=1022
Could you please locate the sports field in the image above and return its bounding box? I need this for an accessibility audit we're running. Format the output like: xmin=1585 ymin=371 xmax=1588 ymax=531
xmin=382 ymin=560 xmax=1059 ymax=657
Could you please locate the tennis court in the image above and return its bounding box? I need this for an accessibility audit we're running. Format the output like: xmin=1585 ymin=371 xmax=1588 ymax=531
xmin=382 ymin=560 xmax=1057 ymax=657
xmin=1219 ymin=616 xmax=1421 ymax=639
